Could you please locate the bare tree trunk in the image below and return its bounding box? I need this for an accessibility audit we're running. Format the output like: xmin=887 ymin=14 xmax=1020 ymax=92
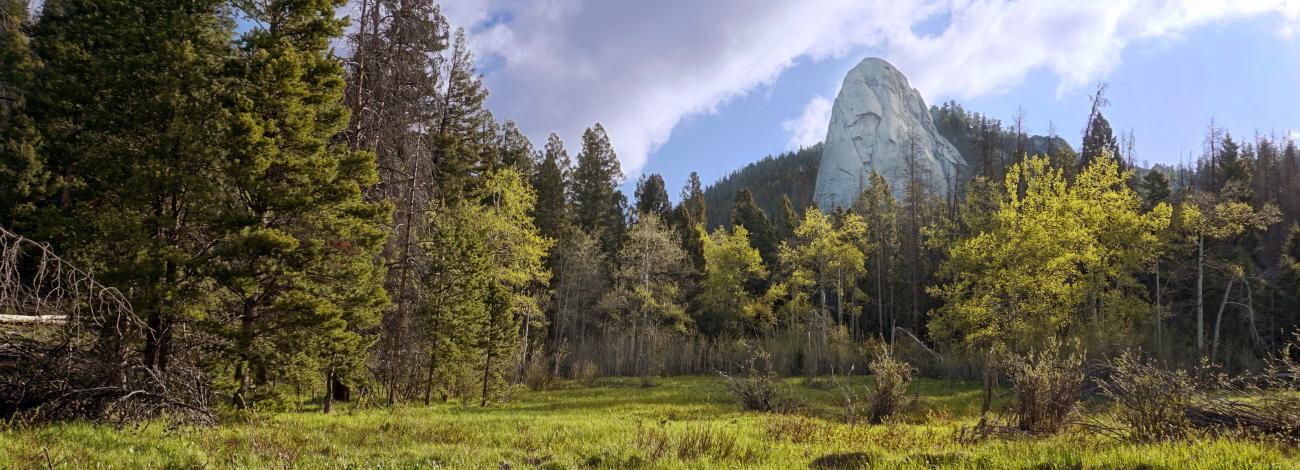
xmin=480 ymin=351 xmax=493 ymax=407
xmin=1211 ymin=275 xmax=1235 ymax=363
xmin=1196 ymin=233 xmax=1205 ymax=356
xmin=323 ymin=370 xmax=334 ymax=414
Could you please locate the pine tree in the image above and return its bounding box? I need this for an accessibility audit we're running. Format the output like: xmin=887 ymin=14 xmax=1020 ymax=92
xmin=571 ymin=123 xmax=625 ymax=255
xmin=0 ymin=0 xmax=45 ymax=230
xmin=634 ymin=173 xmax=672 ymax=222
xmin=27 ymin=0 xmax=235 ymax=372
xmin=498 ymin=120 xmax=535 ymax=174
xmin=1217 ymin=133 xmax=1250 ymax=188
xmin=854 ymin=171 xmax=898 ymax=339
xmin=1080 ymin=113 xmax=1121 ymax=174
xmin=1140 ymin=170 xmax=1172 ymax=212
xmin=730 ymin=188 xmax=778 ymax=268
xmin=342 ymin=0 xmax=448 ymax=404
xmin=775 ymin=194 xmax=799 ymax=241
xmin=431 ymin=28 xmax=493 ymax=202
xmin=217 ymin=0 xmax=389 ymax=408
xmin=676 ymin=171 xmax=707 ymax=271
xmin=531 ymin=133 xmax=570 ymax=241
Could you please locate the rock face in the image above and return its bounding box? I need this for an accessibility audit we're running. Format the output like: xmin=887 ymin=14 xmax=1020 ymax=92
xmin=814 ymin=58 xmax=965 ymax=209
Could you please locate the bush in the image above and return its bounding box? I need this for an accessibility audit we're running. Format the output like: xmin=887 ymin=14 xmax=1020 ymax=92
xmin=719 ymin=348 xmax=799 ymax=413
xmin=1095 ymin=350 xmax=1196 ymax=441
xmin=866 ymin=345 xmax=915 ymax=424
xmin=1005 ymin=341 xmax=1085 ymax=434
xmin=522 ymin=352 xmax=554 ymax=391
xmin=574 ymin=359 xmax=600 ymax=387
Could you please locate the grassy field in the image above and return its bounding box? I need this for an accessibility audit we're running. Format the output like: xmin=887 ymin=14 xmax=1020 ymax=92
xmin=2 ymin=376 xmax=1298 ymax=469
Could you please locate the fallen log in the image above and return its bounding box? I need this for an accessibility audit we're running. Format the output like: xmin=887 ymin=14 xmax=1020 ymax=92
xmin=0 ymin=314 xmax=68 ymax=324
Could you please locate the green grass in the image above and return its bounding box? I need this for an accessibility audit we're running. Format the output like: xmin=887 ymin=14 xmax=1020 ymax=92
xmin=2 ymin=376 xmax=1298 ymax=469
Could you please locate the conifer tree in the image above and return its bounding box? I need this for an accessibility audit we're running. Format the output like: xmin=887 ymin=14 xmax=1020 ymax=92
xmin=431 ymin=28 xmax=493 ymax=202
xmin=498 ymin=121 xmax=535 ymax=174
xmin=775 ymin=194 xmax=799 ymax=241
xmin=342 ymin=0 xmax=448 ymax=404
xmin=0 ymin=0 xmax=45 ymax=230
xmin=28 ymin=0 xmax=235 ymax=372
xmin=634 ymin=173 xmax=673 ymax=222
xmin=571 ymin=123 xmax=626 ymax=255
xmin=676 ymin=171 xmax=707 ymax=271
xmin=532 ymin=133 xmax=571 ymax=241
xmin=216 ymin=0 xmax=389 ymax=408
xmin=730 ymin=188 xmax=778 ymax=268
xmin=1140 ymin=170 xmax=1172 ymax=212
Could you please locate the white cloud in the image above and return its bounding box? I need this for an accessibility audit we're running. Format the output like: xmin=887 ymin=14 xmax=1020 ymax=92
xmin=435 ymin=0 xmax=1300 ymax=177
xmin=782 ymin=96 xmax=833 ymax=151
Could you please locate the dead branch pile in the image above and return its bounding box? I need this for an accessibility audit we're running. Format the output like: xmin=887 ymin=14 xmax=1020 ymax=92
xmin=0 ymin=226 xmax=210 ymax=424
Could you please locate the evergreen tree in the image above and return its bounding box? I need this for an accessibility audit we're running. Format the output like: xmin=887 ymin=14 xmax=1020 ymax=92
xmin=775 ymin=194 xmax=799 ymax=241
xmin=571 ymin=123 xmax=625 ymax=255
xmin=431 ymin=28 xmax=493 ymax=202
xmin=730 ymin=188 xmax=778 ymax=268
xmin=676 ymin=171 xmax=707 ymax=271
xmin=1217 ymin=133 xmax=1250 ymax=188
xmin=854 ymin=171 xmax=898 ymax=339
xmin=531 ymin=133 xmax=571 ymax=241
xmin=634 ymin=173 xmax=672 ymax=222
xmin=216 ymin=0 xmax=389 ymax=408
xmin=1279 ymin=225 xmax=1300 ymax=331
xmin=1080 ymin=113 xmax=1121 ymax=174
xmin=497 ymin=120 xmax=534 ymax=174
xmin=1140 ymin=170 xmax=1172 ymax=212
xmin=342 ymin=0 xmax=448 ymax=404
xmin=0 ymin=0 xmax=45 ymax=230
xmin=28 ymin=0 xmax=235 ymax=373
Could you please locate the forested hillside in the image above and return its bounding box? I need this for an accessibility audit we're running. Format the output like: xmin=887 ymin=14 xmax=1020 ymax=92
xmin=700 ymin=143 xmax=821 ymax=229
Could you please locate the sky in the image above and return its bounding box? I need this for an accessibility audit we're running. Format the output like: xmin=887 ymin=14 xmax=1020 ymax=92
xmin=404 ymin=1 xmax=1299 ymax=198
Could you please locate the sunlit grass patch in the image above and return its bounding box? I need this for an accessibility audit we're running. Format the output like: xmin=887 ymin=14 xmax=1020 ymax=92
xmin=3 ymin=376 xmax=1298 ymax=469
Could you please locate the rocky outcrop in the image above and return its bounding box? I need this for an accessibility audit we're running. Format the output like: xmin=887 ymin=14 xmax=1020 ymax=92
xmin=814 ymin=58 xmax=965 ymax=209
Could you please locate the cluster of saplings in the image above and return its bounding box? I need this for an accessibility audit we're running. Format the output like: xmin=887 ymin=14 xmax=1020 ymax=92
xmin=5 ymin=0 xmax=1300 ymax=432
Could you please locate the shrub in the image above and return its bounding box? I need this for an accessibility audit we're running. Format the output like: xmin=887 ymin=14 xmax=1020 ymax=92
xmin=866 ymin=345 xmax=915 ymax=424
xmin=720 ymin=347 xmax=799 ymax=412
xmin=574 ymin=359 xmax=600 ymax=387
xmin=522 ymin=352 xmax=554 ymax=391
xmin=1095 ymin=350 xmax=1196 ymax=441
xmin=1005 ymin=340 xmax=1085 ymax=434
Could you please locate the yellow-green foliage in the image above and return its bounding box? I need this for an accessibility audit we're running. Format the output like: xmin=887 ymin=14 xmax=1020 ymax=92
xmin=930 ymin=154 xmax=1171 ymax=356
xmin=3 ymin=377 xmax=1296 ymax=469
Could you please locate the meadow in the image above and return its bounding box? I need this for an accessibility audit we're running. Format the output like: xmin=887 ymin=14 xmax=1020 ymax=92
xmin=3 ymin=376 xmax=1297 ymax=469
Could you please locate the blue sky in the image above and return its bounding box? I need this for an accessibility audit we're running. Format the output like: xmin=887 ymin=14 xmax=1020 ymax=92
xmin=440 ymin=1 xmax=1300 ymax=199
